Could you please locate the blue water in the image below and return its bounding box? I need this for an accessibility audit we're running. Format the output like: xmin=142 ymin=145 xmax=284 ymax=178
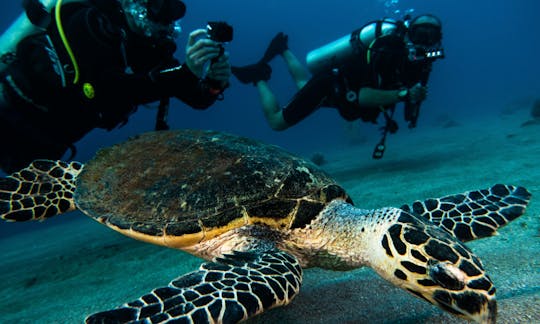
xmin=0 ymin=0 xmax=539 ymax=236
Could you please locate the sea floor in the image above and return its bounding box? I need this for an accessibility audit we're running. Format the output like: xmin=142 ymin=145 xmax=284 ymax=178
xmin=0 ymin=109 xmax=539 ymax=323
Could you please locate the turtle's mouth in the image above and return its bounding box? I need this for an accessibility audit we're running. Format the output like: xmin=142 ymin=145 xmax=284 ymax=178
xmin=431 ymin=290 xmax=497 ymax=323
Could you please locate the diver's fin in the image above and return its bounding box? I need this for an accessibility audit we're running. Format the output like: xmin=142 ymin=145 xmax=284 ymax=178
xmin=231 ymin=62 xmax=272 ymax=85
xmin=261 ymin=32 xmax=289 ymax=63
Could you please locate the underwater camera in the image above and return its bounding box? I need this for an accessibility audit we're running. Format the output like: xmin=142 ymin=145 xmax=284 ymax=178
xmin=408 ymin=45 xmax=445 ymax=62
xmin=206 ymin=21 xmax=233 ymax=43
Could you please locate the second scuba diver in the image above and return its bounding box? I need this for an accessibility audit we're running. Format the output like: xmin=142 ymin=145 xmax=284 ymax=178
xmin=232 ymin=14 xmax=445 ymax=159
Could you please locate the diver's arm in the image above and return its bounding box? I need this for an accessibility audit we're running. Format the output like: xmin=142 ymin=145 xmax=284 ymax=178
xmin=357 ymin=88 xmax=405 ymax=107
xmin=110 ymin=63 xmax=222 ymax=109
xmin=171 ymin=29 xmax=230 ymax=109
xmin=358 ymin=84 xmax=427 ymax=107
xmin=159 ymin=62 xmax=229 ymax=109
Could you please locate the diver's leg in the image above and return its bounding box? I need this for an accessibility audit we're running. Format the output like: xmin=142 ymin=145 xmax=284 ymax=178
xmin=254 ymin=80 xmax=288 ymax=131
xmin=282 ymin=49 xmax=311 ymax=90
xmin=261 ymin=32 xmax=310 ymax=89
xmin=255 ymin=71 xmax=333 ymax=131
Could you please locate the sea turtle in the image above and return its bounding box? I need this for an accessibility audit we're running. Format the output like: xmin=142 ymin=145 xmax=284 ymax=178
xmin=0 ymin=129 xmax=531 ymax=323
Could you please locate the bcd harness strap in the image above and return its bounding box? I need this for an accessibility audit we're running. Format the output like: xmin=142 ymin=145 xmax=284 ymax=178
xmin=155 ymin=98 xmax=170 ymax=131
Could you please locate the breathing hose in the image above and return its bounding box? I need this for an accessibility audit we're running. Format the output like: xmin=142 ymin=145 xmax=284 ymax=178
xmin=54 ymin=0 xmax=80 ymax=84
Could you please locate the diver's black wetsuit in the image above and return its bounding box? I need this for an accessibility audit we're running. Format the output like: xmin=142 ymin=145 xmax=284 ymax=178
xmin=0 ymin=0 xmax=221 ymax=173
xmin=282 ymin=61 xmax=378 ymax=125
xmin=281 ymin=48 xmax=431 ymax=127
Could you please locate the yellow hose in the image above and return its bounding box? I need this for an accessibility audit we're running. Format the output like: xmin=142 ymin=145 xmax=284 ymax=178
xmin=55 ymin=0 xmax=80 ymax=84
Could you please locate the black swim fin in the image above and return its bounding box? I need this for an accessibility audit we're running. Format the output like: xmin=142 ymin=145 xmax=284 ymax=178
xmin=231 ymin=62 xmax=271 ymax=85
xmin=261 ymin=32 xmax=289 ymax=63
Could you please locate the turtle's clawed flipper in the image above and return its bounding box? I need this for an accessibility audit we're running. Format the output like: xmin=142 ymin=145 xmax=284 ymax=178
xmin=400 ymin=184 xmax=531 ymax=242
xmin=0 ymin=160 xmax=83 ymax=221
xmin=86 ymin=249 xmax=302 ymax=323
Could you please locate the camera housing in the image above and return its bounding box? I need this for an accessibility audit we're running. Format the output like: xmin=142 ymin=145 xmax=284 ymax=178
xmin=407 ymin=44 xmax=444 ymax=62
xmin=206 ymin=21 xmax=233 ymax=43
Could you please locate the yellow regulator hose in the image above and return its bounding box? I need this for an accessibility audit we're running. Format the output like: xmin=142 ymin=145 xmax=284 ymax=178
xmin=55 ymin=0 xmax=80 ymax=84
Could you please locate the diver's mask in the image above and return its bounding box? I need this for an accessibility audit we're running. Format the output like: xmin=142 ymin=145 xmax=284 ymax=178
xmin=122 ymin=0 xmax=186 ymax=40
xmin=406 ymin=15 xmax=444 ymax=62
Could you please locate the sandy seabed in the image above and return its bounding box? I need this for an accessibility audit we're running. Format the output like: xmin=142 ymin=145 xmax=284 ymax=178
xmin=0 ymin=108 xmax=539 ymax=323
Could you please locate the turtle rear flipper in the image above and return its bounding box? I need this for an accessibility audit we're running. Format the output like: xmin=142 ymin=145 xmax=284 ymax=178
xmin=0 ymin=160 xmax=83 ymax=221
xmin=400 ymin=184 xmax=531 ymax=242
xmin=86 ymin=249 xmax=303 ymax=323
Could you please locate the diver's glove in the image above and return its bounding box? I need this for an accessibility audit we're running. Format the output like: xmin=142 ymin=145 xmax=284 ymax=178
xmin=261 ymin=32 xmax=289 ymax=63
xmin=407 ymin=83 xmax=427 ymax=103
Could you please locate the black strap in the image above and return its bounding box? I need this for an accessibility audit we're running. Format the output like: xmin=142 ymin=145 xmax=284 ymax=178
xmin=404 ymin=63 xmax=432 ymax=128
xmin=155 ymin=98 xmax=170 ymax=131
xmin=372 ymin=107 xmax=398 ymax=159
xmin=23 ymin=0 xmax=51 ymax=28
xmin=375 ymin=20 xmax=383 ymax=37
xmin=331 ymin=68 xmax=344 ymax=98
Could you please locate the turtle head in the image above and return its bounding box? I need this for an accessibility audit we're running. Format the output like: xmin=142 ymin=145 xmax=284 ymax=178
xmin=370 ymin=210 xmax=496 ymax=323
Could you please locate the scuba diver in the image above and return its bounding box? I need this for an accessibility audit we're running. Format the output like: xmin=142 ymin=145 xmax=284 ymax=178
xmin=0 ymin=0 xmax=231 ymax=174
xmin=232 ymin=14 xmax=444 ymax=159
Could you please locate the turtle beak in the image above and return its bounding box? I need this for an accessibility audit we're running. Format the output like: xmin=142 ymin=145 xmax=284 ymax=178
xmin=430 ymin=289 xmax=497 ymax=323
xmin=398 ymin=259 xmax=497 ymax=323
xmin=419 ymin=259 xmax=497 ymax=323
xmin=482 ymin=300 xmax=497 ymax=324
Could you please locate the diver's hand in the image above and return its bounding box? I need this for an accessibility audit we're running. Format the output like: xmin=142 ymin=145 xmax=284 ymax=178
xmin=408 ymin=83 xmax=427 ymax=103
xmin=206 ymin=51 xmax=231 ymax=88
xmin=185 ymin=29 xmax=222 ymax=78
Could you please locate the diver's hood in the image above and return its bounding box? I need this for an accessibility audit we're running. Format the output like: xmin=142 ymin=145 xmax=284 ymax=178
xmin=147 ymin=0 xmax=186 ymax=24
xmin=408 ymin=14 xmax=442 ymax=46
xmin=119 ymin=0 xmax=185 ymax=40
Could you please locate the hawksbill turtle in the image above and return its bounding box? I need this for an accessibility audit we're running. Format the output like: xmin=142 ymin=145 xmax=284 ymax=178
xmin=0 ymin=129 xmax=531 ymax=323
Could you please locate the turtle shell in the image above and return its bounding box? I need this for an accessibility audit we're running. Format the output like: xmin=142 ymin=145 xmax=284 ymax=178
xmin=75 ymin=130 xmax=351 ymax=248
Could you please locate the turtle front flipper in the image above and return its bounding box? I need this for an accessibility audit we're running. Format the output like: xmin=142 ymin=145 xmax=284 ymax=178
xmin=85 ymin=249 xmax=302 ymax=323
xmin=0 ymin=160 xmax=83 ymax=221
xmin=400 ymin=184 xmax=531 ymax=242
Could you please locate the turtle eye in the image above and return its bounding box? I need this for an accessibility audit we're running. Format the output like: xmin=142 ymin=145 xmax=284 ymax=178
xmin=428 ymin=260 xmax=466 ymax=291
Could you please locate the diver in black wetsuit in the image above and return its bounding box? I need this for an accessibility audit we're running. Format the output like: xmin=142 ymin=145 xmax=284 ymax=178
xmin=232 ymin=14 xmax=444 ymax=158
xmin=0 ymin=0 xmax=231 ymax=173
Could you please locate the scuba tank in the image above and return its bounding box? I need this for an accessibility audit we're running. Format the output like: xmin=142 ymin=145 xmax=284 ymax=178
xmin=306 ymin=18 xmax=403 ymax=74
xmin=0 ymin=0 xmax=81 ymax=74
